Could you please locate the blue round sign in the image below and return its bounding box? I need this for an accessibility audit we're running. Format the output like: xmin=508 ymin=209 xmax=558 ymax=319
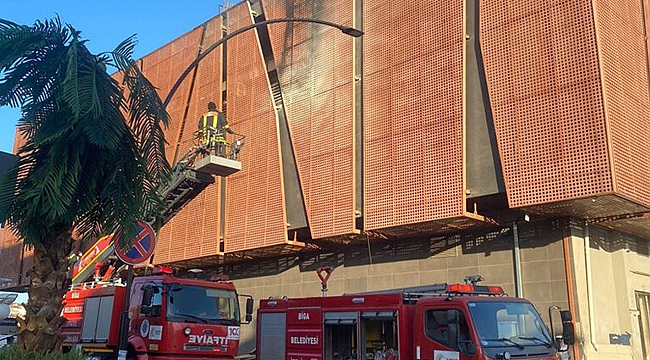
xmin=114 ymin=221 xmax=157 ymax=265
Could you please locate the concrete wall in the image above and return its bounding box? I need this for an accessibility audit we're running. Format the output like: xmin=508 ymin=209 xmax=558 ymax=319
xmin=218 ymin=220 xmax=570 ymax=354
xmin=569 ymin=221 xmax=650 ymax=359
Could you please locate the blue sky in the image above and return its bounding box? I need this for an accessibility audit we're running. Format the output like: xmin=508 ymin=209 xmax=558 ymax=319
xmin=0 ymin=0 xmax=226 ymax=153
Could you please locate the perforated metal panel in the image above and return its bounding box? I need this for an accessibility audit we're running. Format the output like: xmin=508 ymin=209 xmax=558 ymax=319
xmin=363 ymin=0 xmax=465 ymax=231
xmin=1 ymin=130 xmax=33 ymax=287
xmin=153 ymin=181 xmax=223 ymax=265
xmin=594 ymin=0 xmax=650 ymax=207
xmin=264 ymin=0 xmax=356 ymax=240
xmin=0 ymin=230 xmax=25 ymax=288
xmin=480 ymin=0 xmax=613 ymax=209
xmin=224 ymin=3 xmax=288 ymax=253
xmin=141 ymin=18 xmax=223 ymax=265
xmin=140 ymin=27 xmax=203 ymax=163
xmin=175 ymin=17 xmax=224 ymax=163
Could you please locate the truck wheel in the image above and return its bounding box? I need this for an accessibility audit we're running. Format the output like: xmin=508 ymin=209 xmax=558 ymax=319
xmin=119 ymin=346 xmax=137 ymax=360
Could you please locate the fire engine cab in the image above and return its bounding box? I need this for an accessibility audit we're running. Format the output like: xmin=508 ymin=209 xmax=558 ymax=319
xmin=61 ymin=267 xmax=254 ymax=360
xmin=257 ymin=277 xmax=574 ymax=360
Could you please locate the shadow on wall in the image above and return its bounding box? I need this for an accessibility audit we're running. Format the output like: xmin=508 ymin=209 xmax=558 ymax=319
xmin=583 ymin=222 xmax=649 ymax=255
xmin=203 ymin=219 xmax=573 ymax=281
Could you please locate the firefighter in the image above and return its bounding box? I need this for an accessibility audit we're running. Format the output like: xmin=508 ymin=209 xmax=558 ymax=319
xmin=198 ymin=101 xmax=234 ymax=157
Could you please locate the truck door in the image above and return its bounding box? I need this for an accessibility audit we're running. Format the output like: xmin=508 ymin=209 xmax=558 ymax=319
xmin=324 ymin=312 xmax=358 ymax=360
xmin=360 ymin=311 xmax=398 ymax=360
xmin=259 ymin=312 xmax=286 ymax=360
xmin=133 ymin=281 xmax=163 ymax=345
xmin=417 ymin=307 xmax=475 ymax=360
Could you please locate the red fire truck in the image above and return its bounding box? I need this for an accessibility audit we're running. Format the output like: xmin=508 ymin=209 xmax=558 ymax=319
xmin=61 ymin=268 xmax=254 ymax=360
xmin=256 ymin=277 xmax=574 ymax=360
xmin=57 ymin=138 xmax=248 ymax=359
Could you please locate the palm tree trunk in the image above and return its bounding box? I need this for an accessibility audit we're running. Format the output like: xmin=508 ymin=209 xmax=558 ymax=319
xmin=17 ymin=230 xmax=73 ymax=353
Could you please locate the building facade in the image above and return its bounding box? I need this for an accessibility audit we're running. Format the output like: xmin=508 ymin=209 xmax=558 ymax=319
xmin=2 ymin=0 xmax=650 ymax=358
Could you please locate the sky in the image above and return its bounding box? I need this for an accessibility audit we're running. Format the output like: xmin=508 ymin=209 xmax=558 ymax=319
xmin=0 ymin=0 xmax=227 ymax=153
xmin=0 ymin=1 xmax=227 ymax=303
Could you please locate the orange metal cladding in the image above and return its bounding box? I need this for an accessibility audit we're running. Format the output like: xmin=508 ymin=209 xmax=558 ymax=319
xmin=0 ymin=134 xmax=32 ymax=287
xmin=140 ymin=27 xmax=203 ymax=163
xmin=139 ymin=21 xmax=216 ymax=264
xmin=224 ymin=3 xmax=288 ymax=253
xmin=480 ymin=1 xmax=614 ymax=210
xmin=363 ymin=0 xmax=465 ymax=231
xmin=263 ymin=0 xmax=356 ymax=239
xmin=154 ymin=17 xmax=225 ymax=265
xmin=0 ymin=230 xmax=24 ymax=288
xmin=594 ymin=0 xmax=650 ymax=207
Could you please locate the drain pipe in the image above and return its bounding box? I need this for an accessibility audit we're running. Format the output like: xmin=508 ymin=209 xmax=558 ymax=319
xmin=584 ymin=221 xmax=598 ymax=351
xmin=562 ymin=223 xmax=580 ymax=360
xmin=513 ymin=222 xmax=523 ymax=297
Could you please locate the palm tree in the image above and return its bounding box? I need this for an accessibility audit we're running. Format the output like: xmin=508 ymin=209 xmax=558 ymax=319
xmin=0 ymin=17 xmax=170 ymax=352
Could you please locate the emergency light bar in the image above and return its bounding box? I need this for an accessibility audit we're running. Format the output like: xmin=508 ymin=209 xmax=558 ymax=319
xmin=446 ymin=284 xmax=504 ymax=295
xmin=153 ymin=266 xmax=175 ymax=275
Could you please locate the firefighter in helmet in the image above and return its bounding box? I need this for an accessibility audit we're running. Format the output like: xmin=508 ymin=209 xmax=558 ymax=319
xmin=198 ymin=102 xmax=234 ymax=157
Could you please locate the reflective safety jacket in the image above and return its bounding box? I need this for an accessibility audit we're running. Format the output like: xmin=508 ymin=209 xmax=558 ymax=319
xmin=199 ymin=111 xmax=230 ymax=144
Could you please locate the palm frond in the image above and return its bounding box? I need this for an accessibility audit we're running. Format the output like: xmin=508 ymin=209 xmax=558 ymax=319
xmin=0 ymin=18 xmax=171 ymax=249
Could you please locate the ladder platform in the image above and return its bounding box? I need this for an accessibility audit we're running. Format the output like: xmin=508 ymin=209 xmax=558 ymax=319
xmin=194 ymin=155 xmax=241 ymax=177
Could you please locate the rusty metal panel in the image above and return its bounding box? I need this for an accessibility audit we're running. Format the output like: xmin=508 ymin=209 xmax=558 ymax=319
xmin=525 ymin=194 xmax=649 ymax=220
xmin=264 ymin=0 xmax=356 ymax=239
xmin=0 ymin=130 xmax=32 ymax=287
xmin=224 ymin=3 xmax=288 ymax=253
xmin=141 ymin=19 xmax=222 ymax=264
xmin=140 ymin=27 xmax=203 ymax=163
xmin=0 ymin=230 xmax=23 ymax=288
xmin=153 ymin=181 xmax=223 ymax=265
xmin=480 ymin=0 xmax=613 ymax=209
xmin=176 ymin=17 xmax=224 ymax=161
xmin=363 ymin=0 xmax=465 ymax=231
xmin=594 ymin=0 xmax=650 ymax=207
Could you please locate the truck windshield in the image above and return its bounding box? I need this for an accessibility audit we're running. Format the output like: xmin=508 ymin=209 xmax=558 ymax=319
xmin=468 ymin=301 xmax=554 ymax=357
xmin=166 ymin=285 xmax=240 ymax=325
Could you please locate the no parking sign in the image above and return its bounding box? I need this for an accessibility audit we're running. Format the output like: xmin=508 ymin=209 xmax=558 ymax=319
xmin=114 ymin=221 xmax=156 ymax=265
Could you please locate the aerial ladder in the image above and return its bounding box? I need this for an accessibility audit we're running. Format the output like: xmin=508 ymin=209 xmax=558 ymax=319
xmin=71 ymin=130 xmax=245 ymax=285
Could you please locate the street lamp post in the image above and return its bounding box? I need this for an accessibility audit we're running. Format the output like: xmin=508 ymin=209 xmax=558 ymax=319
xmin=117 ymin=17 xmax=362 ymax=359
xmin=163 ymin=18 xmax=363 ymax=106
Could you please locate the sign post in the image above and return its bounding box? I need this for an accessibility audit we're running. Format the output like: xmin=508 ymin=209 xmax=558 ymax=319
xmin=113 ymin=221 xmax=157 ymax=359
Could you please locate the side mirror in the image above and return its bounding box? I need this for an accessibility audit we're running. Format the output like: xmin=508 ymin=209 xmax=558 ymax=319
xmin=447 ymin=310 xmax=459 ymax=350
xmin=560 ymin=310 xmax=575 ymax=345
xmin=140 ymin=306 xmax=152 ymax=316
xmin=246 ymin=298 xmax=254 ymax=316
xmin=560 ymin=310 xmax=572 ymax=322
xmin=240 ymin=295 xmax=254 ymax=324
xmin=458 ymin=340 xmax=476 ymax=355
xmin=562 ymin=322 xmax=575 ymax=345
xmin=142 ymin=286 xmax=154 ymax=307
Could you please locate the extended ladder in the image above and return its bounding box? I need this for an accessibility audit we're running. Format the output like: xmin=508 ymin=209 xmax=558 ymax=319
xmin=72 ymin=146 xmax=242 ymax=284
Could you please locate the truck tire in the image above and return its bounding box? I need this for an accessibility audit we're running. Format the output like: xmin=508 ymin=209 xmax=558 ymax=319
xmin=126 ymin=346 xmax=137 ymax=360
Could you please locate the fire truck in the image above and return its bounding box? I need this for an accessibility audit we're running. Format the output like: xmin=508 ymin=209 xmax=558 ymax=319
xmin=60 ymin=133 xmax=249 ymax=360
xmin=256 ymin=275 xmax=575 ymax=360
xmin=61 ymin=268 xmax=253 ymax=360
